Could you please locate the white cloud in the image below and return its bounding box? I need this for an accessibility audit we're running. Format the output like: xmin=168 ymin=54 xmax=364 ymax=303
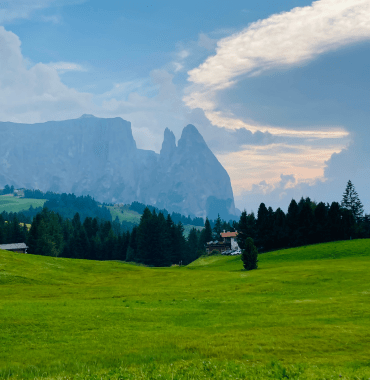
xmin=184 ymin=0 xmax=370 ymax=137
xmin=198 ymin=33 xmax=217 ymax=50
xmin=47 ymin=61 xmax=87 ymax=73
xmin=188 ymin=0 xmax=370 ymax=88
xmin=0 ymin=26 xmax=92 ymax=123
xmin=0 ymin=0 xmax=85 ymax=23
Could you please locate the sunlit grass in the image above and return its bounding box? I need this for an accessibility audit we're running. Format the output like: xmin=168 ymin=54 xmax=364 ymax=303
xmin=1 ymin=240 xmax=370 ymax=379
xmin=0 ymin=195 xmax=46 ymax=213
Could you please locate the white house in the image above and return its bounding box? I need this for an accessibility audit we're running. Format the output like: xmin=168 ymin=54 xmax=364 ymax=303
xmin=220 ymin=231 xmax=239 ymax=250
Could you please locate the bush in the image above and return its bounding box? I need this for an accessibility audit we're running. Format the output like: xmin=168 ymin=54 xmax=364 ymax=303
xmin=241 ymin=238 xmax=258 ymax=270
xmin=210 ymin=249 xmax=221 ymax=256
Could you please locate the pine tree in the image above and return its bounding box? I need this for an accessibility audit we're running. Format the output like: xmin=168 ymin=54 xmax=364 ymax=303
xmin=286 ymin=199 xmax=299 ymax=246
xmin=203 ymin=217 xmax=213 ymax=243
xmin=314 ymin=202 xmax=329 ymax=243
xmin=213 ymin=214 xmax=222 ymax=240
xmin=187 ymin=227 xmax=199 ymax=264
xmin=341 ymin=180 xmax=364 ymax=222
xmin=126 ymin=226 xmax=138 ymax=262
xmin=241 ymin=237 xmax=258 ymax=270
xmin=236 ymin=210 xmax=248 ymax=251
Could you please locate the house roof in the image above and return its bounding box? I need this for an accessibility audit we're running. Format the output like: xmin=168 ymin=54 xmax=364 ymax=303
xmin=220 ymin=231 xmax=238 ymax=238
xmin=0 ymin=243 xmax=28 ymax=250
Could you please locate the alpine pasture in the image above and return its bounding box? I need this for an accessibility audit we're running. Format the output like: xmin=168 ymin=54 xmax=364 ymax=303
xmin=1 ymin=240 xmax=370 ymax=379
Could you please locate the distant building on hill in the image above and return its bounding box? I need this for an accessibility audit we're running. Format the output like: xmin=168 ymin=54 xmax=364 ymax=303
xmin=205 ymin=231 xmax=239 ymax=254
xmin=0 ymin=243 xmax=28 ymax=253
xmin=220 ymin=231 xmax=239 ymax=250
xmin=205 ymin=241 xmax=230 ymax=254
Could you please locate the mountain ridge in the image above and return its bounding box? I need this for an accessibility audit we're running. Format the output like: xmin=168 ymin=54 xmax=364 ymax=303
xmin=0 ymin=116 xmax=236 ymax=219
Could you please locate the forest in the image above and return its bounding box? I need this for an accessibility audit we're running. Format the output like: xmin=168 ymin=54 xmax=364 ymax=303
xmin=0 ymin=181 xmax=369 ymax=267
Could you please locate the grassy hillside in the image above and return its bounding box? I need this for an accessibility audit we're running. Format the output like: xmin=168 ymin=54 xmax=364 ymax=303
xmin=108 ymin=204 xmax=142 ymax=224
xmin=0 ymin=195 xmax=46 ymax=213
xmin=1 ymin=240 xmax=370 ymax=379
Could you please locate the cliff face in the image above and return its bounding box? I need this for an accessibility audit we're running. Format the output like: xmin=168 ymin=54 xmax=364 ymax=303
xmin=0 ymin=115 xmax=236 ymax=219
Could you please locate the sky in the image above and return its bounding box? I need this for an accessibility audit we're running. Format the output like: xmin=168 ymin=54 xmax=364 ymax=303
xmin=1 ymin=0 xmax=369 ymax=213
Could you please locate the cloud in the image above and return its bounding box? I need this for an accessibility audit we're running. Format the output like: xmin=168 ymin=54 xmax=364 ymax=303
xmin=0 ymin=26 xmax=92 ymax=122
xmin=198 ymin=33 xmax=217 ymax=50
xmin=184 ymin=0 xmax=370 ymax=137
xmin=47 ymin=61 xmax=87 ymax=73
xmin=0 ymin=0 xmax=85 ymax=23
xmin=188 ymin=0 xmax=370 ymax=88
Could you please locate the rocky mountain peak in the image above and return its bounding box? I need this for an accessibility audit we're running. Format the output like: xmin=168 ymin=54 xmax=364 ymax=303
xmin=160 ymin=127 xmax=176 ymax=159
xmin=178 ymin=124 xmax=207 ymax=151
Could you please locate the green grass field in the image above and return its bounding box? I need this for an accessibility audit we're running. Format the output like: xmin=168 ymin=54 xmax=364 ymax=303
xmin=107 ymin=205 xmax=142 ymax=224
xmin=0 ymin=195 xmax=46 ymax=213
xmin=1 ymin=240 xmax=370 ymax=379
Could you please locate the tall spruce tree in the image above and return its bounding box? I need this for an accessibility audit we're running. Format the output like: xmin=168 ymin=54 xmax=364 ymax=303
xmin=204 ymin=217 xmax=213 ymax=243
xmin=286 ymin=199 xmax=300 ymax=246
xmin=187 ymin=227 xmax=199 ymax=264
xmin=236 ymin=210 xmax=248 ymax=251
xmin=213 ymin=214 xmax=222 ymax=240
xmin=341 ymin=180 xmax=364 ymax=222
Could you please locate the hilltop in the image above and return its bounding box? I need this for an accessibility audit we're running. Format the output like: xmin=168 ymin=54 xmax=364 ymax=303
xmin=1 ymin=239 xmax=370 ymax=379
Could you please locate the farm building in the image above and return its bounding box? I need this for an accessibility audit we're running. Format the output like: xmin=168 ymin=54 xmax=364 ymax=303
xmin=205 ymin=241 xmax=230 ymax=254
xmin=0 ymin=243 xmax=28 ymax=253
xmin=220 ymin=231 xmax=239 ymax=250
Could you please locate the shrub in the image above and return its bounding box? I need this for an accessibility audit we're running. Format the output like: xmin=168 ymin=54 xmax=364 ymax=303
xmin=210 ymin=249 xmax=221 ymax=256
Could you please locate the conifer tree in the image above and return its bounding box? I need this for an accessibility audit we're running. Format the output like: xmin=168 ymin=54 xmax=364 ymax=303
xmin=236 ymin=210 xmax=248 ymax=250
xmin=203 ymin=217 xmax=213 ymax=243
xmin=213 ymin=214 xmax=222 ymax=240
xmin=187 ymin=227 xmax=199 ymax=264
xmin=286 ymin=199 xmax=299 ymax=246
xmin=126 ymin=226 xmax=138 ymax=262
xmin=241 ymin=237 xmax=258 ymax=270
xmin=341 ymin=180 xmax=364 ymax=222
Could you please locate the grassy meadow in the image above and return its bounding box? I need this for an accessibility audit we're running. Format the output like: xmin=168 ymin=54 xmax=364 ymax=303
xmin=0 ymin=195 xmax=46 ymax=213
xmin=1 ymin=240 xmax=370 ymax=379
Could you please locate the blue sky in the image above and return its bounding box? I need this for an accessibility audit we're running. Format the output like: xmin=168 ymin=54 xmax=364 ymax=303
xmin=1 ymin=0 xmax=370 ymax=213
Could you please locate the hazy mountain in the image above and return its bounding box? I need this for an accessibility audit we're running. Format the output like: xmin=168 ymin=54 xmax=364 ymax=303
xmin=0 ymin=115 xmax=236 ymax=219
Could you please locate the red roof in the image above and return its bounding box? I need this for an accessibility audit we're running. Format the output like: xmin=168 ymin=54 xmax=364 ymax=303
xmin=220 ymin=231 xmax=238 ymax=238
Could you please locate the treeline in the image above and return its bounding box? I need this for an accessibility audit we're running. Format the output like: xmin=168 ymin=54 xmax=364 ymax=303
xmin=0 ymin=207 xmax=208 ymax=266
xmin=23 ymin=190 xmax=113 ymax=223
xmin=129 ymin=201 xmax=205 ymax=226
xmin=236 ymin=198 xmax=370 ymax=252
xmin=0 ymin=184 xmax=15 ymax=195
xmin=0 ymin=215 xmax=28 ymax=244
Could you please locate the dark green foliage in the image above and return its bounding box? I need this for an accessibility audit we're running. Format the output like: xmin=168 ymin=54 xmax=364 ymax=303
xmin=126 ymin=226 xmax=138 ymax=262
xmin=341 ymin=180 xmax=364 ymax=222
xmin=0 ymin=184 xmax=14 ymax=195
xmin=129 ymin=201 xmax=204 ymax=226
xmin=271 ymin=208 xmax=288 ymax=249
xmin=197 ymin=217 xmax=213 ymax=253
xmin=187 ymin=227 xmax=199 ymax=263
xmin=241 ymin=237 xmax=258 ymax=270
xmin=298 ymin=197 xmax=315 ymax=245
xmin=256 ymin=203 xmax=271 ymax=248
xmin=23 ymin=189 xmax=112 ymax=223
xmin=286 ymin=199 xmax=300 ymax=246
xmin=213 ymin=214 xmax=222 ymax=240
xmin=210 ymin=249 xmax=221 ymax=256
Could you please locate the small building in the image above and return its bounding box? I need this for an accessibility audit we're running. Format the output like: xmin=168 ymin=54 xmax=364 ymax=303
xmin=0 ymin=243 xmax=28 ymax=253
xmin=205 ymin=241 xmax=230 ymax=255
xmin=220 ymin=231 xmax=239 ymax=250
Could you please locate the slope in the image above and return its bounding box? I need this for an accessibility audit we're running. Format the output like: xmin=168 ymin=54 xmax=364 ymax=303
xmin=1 ymin=240 xmax=370 ymax=379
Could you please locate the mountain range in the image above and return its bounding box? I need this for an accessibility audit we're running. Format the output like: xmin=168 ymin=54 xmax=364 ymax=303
xmin=0 ymin=115 xmax=236 ymax=219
